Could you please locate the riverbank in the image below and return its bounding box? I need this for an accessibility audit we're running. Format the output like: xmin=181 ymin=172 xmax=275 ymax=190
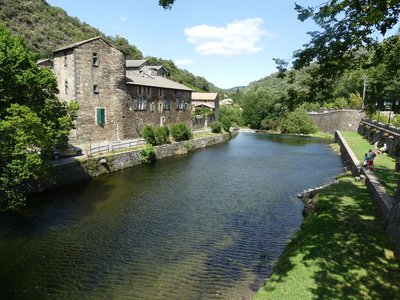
xmin=254 ymin=130 xmax=400 ymax=299
xmin=27 ymin=131 xmax=235 ymax=194
xmin=254 ymin=172 xmax=400 ymax=299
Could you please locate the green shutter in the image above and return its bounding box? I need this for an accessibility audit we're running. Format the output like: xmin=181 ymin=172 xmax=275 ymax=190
xmin=96 ymin=108 xmax=105 ymax=125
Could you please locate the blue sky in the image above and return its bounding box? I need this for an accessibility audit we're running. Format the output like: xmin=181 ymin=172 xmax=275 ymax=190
xmin=47 ymin=0 xmax=323 ymax=89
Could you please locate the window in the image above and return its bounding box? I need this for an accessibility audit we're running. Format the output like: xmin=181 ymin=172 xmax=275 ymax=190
xmin=65 ymin=80 xmax=68 ymax=95
xmin=64 ymin=52 xmax=67 ymax=66
xmin=138 ymin=86 xmax=142 ymax=95
xmin=163 ymin=99 xmax=170 ymax=111
xmin=150 ymin=102 xmax=156 ymax=112
xmin=146 ymin=86 xmax=151 ymax=96
xmin=133 ymin=98 xmax=148 ymax=111
xmin=93 ymin=84 xmax=99 ymax=94
xmin=159 ymin=88 xmax=163 ymax=96
xmin=96 ymin=107 xmax=105 ymax=125
xmin=92 ymin=52 xmax=99 ymax=67
xmin=176 ymin=99 xmax=188 ymax=111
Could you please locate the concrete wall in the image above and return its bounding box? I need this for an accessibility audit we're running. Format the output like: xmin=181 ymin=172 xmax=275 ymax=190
xmin=335 ymin=130 xmax=400 ymax=254
xmin=309 ymin=110 xmax=364 ymax=133
xmin=28 ymin=134 xmax=231 ymax=194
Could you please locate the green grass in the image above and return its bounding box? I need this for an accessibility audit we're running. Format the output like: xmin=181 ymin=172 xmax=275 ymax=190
xmin=254 ymin=173 xmax=400 ymax=300
xmin=192 ymin=131 xmax=221 ymax=139
xmin=341 ymin=131 xmax=399 ymax=197
xmin=310 ymin=131 xmax=334 ymax=140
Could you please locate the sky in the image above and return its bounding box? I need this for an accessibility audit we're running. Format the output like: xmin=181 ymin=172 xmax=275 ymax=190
xmin=46 ymin=0 xmax=323 ymax=89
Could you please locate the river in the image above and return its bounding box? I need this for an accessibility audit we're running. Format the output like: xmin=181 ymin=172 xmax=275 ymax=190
xmin=0 ymin=133 xmax=342 ymax=299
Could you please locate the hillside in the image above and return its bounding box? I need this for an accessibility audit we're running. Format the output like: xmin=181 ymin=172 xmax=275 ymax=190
xmin=0 ymin=0 xmax=219 ymax=92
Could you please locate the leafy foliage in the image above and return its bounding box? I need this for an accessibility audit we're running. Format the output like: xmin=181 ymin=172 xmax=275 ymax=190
xmin=142 ymin=125 xmax=157 ymax=145
xmin=140 ymin=144 xmax=157 ymax=163
xmin=0 ymin=25 xmax=76 ymax=210
xmin=154 ymin=126 xmax=170 ymax=145
xmin=219 ymin=105 xmax=243 ymax=132
xmin=170 ymin=122 xmax=192 ymax=141
xmin=210 ymin=121 xmax=222 ymax=133
xmin=280 ymin=108 xmax=318 ymax=134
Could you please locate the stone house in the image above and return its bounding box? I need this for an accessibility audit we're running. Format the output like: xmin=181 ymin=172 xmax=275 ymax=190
xmin=192 ymin=92 xmax=219 ymax=121
xmin=42 ymin=37 xmax=192 ymax=142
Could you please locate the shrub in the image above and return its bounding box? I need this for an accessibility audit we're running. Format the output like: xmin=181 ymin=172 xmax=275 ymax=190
xmin=140 ymin=144 xmax=156 ymax=163
xmin=210 ymin=121 xmax=222 ymax=133
xmin=281 ymin=108 xmax=318 ymax=134
xmin=170 ymin=122 xmax=193 ymax=141
xmin=154 ymin=126 xmax=170 ymax=145
xmin=142 ymin=125 xmax=156 ymax=145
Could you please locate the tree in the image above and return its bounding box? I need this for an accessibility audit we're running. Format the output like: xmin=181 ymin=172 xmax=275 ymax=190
xmin=280 ymin=108 xmax=318 ymax=134
xmin=284 ymin=1 xmax=400 ymax=101
xmin=159 ymin=0 xmax=175 ymax=9
xmin=0 ymin=26 xmax=77 ymax=210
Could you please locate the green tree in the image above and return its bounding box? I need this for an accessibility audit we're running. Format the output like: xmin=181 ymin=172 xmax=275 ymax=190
xmin=0 ymin=26 xmax=76 ymax=210
xmin=280 ymin=108 xmax=318 ymax=134
xmin=282 ymin=1 xmax=400 ymax=101
xmin=170 ymin=122 xmax=192 ymax=141
xmin=159 ymin=0 xmax=175 ymax=9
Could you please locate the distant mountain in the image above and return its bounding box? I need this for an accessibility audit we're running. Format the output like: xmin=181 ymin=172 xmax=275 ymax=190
xmin=0 ymin=0 xmax=220 ymax=92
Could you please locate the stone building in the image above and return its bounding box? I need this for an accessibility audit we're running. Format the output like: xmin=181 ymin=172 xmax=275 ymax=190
xmin=42 ymin=37 xmax=192 ymax=142
xmin=191 ymin=92 xmax=219 ymax=121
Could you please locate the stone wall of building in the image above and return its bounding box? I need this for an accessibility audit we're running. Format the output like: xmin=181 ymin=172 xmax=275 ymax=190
xmin=309 ymin=110 xmax=364 ymax=133
xmin=72 ymin=39 xmax=127 ymax=142
xmin=123 ymin=85 xmax=192 ymax=138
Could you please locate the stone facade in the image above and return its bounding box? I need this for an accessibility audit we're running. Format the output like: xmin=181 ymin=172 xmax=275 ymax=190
xmin=47 ymin=37 xmax=193 ymax=143
xmin=123 ymin=84 xmax=192 ymax=138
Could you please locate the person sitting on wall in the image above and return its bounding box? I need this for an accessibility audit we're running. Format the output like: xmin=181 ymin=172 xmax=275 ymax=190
xmin=366 ymin=149 xmax=376 ymax=170
xmin=363 ymin=153 xmax=368 ymax=167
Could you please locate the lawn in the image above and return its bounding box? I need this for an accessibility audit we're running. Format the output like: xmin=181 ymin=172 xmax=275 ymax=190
xmin=341 ymin=130 xmax=399 ymax=197
xmin=254 ymin=173 xmax=400 ymax=300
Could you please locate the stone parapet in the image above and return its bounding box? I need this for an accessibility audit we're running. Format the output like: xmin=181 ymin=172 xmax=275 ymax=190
xmin=335 ymin=130 xmax=399 ymax=254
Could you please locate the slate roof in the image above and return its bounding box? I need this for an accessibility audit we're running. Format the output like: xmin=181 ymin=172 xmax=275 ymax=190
xmin=126 ymin=59 xmax=148 ymax=68
xmin=126 ymin=73 xmax=193 ymax=91
xmin=53 ymin=36 xmax=123 ymax=53
xmin=192 ymin=92 xmax=219 ymax=101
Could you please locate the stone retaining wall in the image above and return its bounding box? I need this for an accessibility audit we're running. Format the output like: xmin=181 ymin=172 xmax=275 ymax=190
xmin=308 ymin=110 xmax=363 ymax=133
xmin=358 ymin=119 xmax=400 ymax=158
xmin=29 ymin=133 xmax=231 ymax=194
xmin=335 ymin=130 xmax=400 ymax=253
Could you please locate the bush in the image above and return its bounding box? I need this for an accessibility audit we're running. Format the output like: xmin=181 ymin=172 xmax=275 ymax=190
xmin=154 ymin=126 xmax=170 ymax=145
xmin=281 ymin=108 xmax=318 ymax=134
xmin=170 ymin=122 xmax=193 ymax=141
xmin=210 ymin=121 xmax=222 ymax=133
xmin=142 ymin=125 xmax=156 ymax=145
xmin=140 ymin=144 xmax=156 ymax=163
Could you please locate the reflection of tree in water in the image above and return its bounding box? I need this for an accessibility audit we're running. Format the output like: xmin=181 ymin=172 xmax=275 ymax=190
xmin=256 ymin=133 xmax=331 ymax=147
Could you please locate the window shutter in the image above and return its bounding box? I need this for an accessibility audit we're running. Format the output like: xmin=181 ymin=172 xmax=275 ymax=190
xmin=96 ymin=108 xmax=105 ymax=125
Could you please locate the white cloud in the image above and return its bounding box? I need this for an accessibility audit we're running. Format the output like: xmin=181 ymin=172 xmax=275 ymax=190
xmin=174 ymin=59 xmax=194 ymax=67
xmin=184 ymin=18 xmax=269 ymax=56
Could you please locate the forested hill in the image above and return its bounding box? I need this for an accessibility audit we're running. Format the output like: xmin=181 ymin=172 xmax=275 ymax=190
xmin=0 ymin=0 xmax=220 ymax=92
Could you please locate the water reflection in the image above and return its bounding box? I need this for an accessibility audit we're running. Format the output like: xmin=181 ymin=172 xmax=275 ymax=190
xmin=0 ymin=133 xmax=342 ymax=299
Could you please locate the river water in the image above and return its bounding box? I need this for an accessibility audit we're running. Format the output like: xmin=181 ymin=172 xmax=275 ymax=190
xmin=0 ymin=133 xmax=342 ymax=299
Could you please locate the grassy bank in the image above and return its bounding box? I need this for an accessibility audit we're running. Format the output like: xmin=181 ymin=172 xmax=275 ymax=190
xmin=254 ymin=173 xmax=400 ymax=300
xmin=341 ymin=131 xmax=398 ymax=197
